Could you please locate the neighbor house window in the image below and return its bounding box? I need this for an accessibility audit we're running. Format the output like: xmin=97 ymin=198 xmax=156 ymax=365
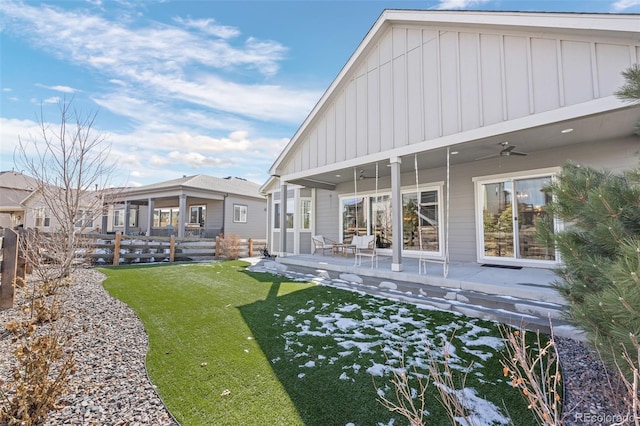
xmin=234 ymin=204 xmax=247 ymax=223
xmin=114 ymin=209 xmax=138 ymax=227
xmin=153 ymin=208 xmax=179 ymax=227
xmin=74 ymin=210 xmax=94 ymax=228
xmin=190 ymin=206 xmax=206 ymax=226
xmin=35 ymin=207 xmax=50 ymax=227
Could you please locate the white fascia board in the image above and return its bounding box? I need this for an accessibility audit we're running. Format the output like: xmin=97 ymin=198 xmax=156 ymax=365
xmin=259 ymin=176 xmax=278 ymax=195
xmin=279 ymin=96 xmax=630 ymax=183
xmin=382 ymin=10 xmax=640 ymax=34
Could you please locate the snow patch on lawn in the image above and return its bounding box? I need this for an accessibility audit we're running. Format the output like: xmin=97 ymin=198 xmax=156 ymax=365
xmin=276 ymin=295 xmax=511 ymax=424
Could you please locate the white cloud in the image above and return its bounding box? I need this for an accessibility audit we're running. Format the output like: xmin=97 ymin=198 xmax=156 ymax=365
xmin=436 ymin=0 xmax=491 ymax=9
xmin=611 ymin=0 xmax=640 ymax=10
xmin=173 ymin=17 xmax=241 ymax=39
xmin=36 ymin=84 xmax=77 ymax=93
xmin=0 ymin=1 xmax=320 ymax=124
xmin=43 ymin=96 xmax=61 ymax=104
xmin=167 ymin=151 xmax=232 ymax=168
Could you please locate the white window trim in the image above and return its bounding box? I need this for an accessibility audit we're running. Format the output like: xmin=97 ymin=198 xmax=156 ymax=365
xmin=233 ymin=204 xmax=248 ymax=223
xmin=473 ymin=167 xmax=562 ymax=268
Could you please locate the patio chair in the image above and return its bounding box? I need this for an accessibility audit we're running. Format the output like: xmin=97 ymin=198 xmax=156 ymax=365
xmin=353 ymin=235 xmax=378 ymax=268
xmin=312 ymin=235 xmax=335 ymax=256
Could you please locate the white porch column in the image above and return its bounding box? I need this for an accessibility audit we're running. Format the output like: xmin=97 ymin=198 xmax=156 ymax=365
xmin=178 ymin=194 xmax=187 ymax=238
xmin=147 ymin=198 xmax=155 ymax=236
xmin=124 ymin=201 xmax=130 ymax=236
xmin=279 ymin=182 xmax=288 ymax=257
xmin=390 ymin=157 xmax=403 ymax=272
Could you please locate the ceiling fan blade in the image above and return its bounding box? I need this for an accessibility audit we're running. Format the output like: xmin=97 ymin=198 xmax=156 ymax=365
xmin=510 ymin=151 xmax=528 ymax=156
xmin=475 ymin=152 xmax=501 ymax=161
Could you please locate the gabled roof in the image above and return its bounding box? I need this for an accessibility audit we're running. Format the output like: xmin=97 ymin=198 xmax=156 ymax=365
xmin=0 ymin=171 xmax=38 ymax=191
xmin=123 ymin=174 xmax=264 ymax=199
xmin=267 ymin=9 xmax=640 ymax=178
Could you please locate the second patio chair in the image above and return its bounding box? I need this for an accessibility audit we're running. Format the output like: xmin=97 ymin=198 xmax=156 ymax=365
xmin=353 ymin=235 xmax=378 ymax=268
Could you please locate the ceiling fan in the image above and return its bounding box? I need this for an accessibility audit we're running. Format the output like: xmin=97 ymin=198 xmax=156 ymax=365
xmin=475 ymin=141 xmax=528 ymax=160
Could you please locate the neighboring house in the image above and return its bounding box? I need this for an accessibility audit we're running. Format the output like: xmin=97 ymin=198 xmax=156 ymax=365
xmin=21 ymin=185 xmax=101 ymax=233
xmin=105 ymin=175 xmax=267 ymax=240
xmin=0 ymin=171 xmax=38 ymax=229
xmin=261 ymin=10 xmax=640 ymax=272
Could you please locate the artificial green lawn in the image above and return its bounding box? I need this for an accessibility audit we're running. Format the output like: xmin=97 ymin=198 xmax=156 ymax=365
xmin=100 ymin=261 xmax=537 ymax=426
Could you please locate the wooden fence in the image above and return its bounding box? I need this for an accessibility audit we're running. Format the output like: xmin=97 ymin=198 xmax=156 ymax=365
xmin=0 ymin=229 xmax=267 ymax=309
xmin=0 ymin=229 xmax=24 ymax=309
xmin=83 ymin=233 xmax=267 ymax=266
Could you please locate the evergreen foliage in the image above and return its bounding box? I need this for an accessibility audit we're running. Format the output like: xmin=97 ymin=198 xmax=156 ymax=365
xmin=615 ymin=63 xmax=640 ymax=135
xmin=536 ymin=162 xmax=640 ymax=381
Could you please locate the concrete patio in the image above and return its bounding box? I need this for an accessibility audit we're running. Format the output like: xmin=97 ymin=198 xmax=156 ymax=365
xmin=257 ymin=253 xmax=581 ymax=338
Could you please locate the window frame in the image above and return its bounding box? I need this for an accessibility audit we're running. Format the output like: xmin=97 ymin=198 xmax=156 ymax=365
xmin=473 ymin=167 xmax=562 ymax=267
xmin=233 ymin=204 xmax=248 ymax=223
xmin=35 ymin=207 xmax=51 ymax=227
xmin=338 ymin=184 xmax=443 ymax=256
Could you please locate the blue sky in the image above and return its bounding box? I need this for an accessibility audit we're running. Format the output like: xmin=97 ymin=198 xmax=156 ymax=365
xmin=1 ymin=0 xmax=639 ymax=187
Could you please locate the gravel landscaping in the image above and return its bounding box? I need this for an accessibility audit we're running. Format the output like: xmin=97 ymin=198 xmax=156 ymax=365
xmin=0 ymin=266 xmax=628 ymax=425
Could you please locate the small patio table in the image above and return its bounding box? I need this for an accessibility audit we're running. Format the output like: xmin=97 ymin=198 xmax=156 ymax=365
xmin=332 ymin=243 xmax=356 ymax=257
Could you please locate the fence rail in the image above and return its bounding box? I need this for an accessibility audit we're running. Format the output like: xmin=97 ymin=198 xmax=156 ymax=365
xmin=83 ymin=233 xmax=266 ymax=266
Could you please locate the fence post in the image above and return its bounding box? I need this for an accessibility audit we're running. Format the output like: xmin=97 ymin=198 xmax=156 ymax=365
xmin=15 ymin=229 xmax=26 ymax=284
xmin=113 ymin=232 xmax=121 ymax=266
xmin=215 ymin=236 xmax=220 ymax=260
xmin=1 ymin=228 xmax=19 ymax=309
xmin=170 ymin=235 xmax=176 ymax=262
xmin=248 ymin=238 xmax=253 ymax=257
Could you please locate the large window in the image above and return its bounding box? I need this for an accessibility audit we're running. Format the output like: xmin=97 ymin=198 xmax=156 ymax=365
xmin=153 ymin=208 xmax=179 ymax=228
xmin=339 ymin=187 xmax=441 ymax=252
xmin=403 ymin=190 xmax=440 ymax=252
xmin=341 ymin=197 xmax=368 ymax=243
xmin=477 ymin=172 xmax=556 ymax=263
xmin=371 ymin=195 xmax=392 ymax=248
xmin=234 ymin=204 xmax=247 ymax=223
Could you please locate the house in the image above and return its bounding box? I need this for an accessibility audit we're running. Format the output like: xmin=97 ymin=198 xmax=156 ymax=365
xmin=0 ymin=171 xmax=38 ymax=229
xmin=104 ymin=175 xmax=267 ymax=240
xmin=21 ymin=184 xmax=102 ymax=233
xmin=261 ymin=10 xmax=640 ymax=274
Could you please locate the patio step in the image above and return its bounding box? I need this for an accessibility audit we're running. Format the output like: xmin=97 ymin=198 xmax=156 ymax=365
xmin=251 ymin=259 xmax=583 ymax=340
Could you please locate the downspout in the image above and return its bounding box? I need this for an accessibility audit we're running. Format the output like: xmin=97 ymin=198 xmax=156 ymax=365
xmin=221 ymin=193 xmax=229 ymax=237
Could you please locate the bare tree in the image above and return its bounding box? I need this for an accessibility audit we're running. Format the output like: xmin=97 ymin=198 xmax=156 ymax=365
xmin=15 ymin=97 xmax=117 ymax=277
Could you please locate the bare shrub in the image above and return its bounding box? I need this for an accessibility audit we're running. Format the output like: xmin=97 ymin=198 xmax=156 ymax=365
xmin=220 ymin=233 xmax=242 ymax=260
xmin=0 ymin=325 xmax=75 ymax=425
xmin=1 ymin=268 xmax=74 ymax=424
xmin=375 ymin=335 xmax=475 ymax=425
xmin=500 ymin=325 xmax=563 ymax=426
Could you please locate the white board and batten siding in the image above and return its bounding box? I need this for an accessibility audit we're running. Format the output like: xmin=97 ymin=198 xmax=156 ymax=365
xmin=283 ymin=23 xmax=638 ymax=176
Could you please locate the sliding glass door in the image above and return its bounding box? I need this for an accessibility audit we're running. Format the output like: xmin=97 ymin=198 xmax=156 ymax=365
xmin=479 ymin=174 xmax=555 ymax=263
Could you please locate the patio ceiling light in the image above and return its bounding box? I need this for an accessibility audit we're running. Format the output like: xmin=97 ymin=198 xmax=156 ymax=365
xmin=561 ymin=128 xmax=574 ymax=134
